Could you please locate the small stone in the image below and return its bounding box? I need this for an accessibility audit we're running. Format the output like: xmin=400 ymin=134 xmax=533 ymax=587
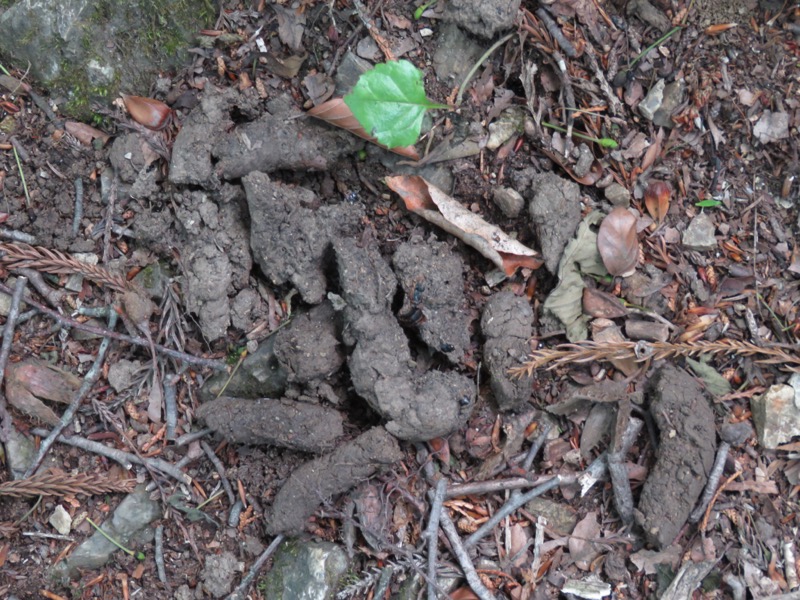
xmin=492 ymin=187 xmax=525 ymax=218
xmin=49 ymin=505 xmax=72 ymax=535
xmin=486 ymin=107 xmax=525 ymax=150
xmin=639 ymin=79 xmax=666 ymax=120
xmin=604 ymin=183 xmax=631 ymax=207
xmin=573 ymin=144 xmax=595 ymax=179
xmin=202 ymin=551 xmax=242 ymax=598
xmin=419 ymin=27 xmax=434 ymax=37
xmin=682 ymin=213 xmax=717 ymax=251
xmin=751 ymin=384 xmax=800 ymax=449
xmin=653 ymin=81 xmax=685 ymax=129
xmin=355 ymin=36 xmax=380 ymax=61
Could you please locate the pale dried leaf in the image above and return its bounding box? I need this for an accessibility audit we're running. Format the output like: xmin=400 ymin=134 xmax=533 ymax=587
xmin=597 ymin=207 xmax=638 ymax=277
xmin=272 ymin=4 xmax=306 ymax=52
xmin=582 ymin=287 xmax=629 ymax=319
xmin=568 ymin=511 xmax=601 ymax=570
xmin=64 ymin=121 xmax=111 ymax=146
xmin=385 ymin=175 xmax=542 ymax=275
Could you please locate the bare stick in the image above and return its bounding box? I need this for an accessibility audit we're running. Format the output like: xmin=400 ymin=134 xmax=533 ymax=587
xmin=0 ymin=229 xmax=36 ymax=244
xmin=72 ymin=177 xmax=84 ymax=238
xmin=463 ymin=476 xmax=562 ymax=550
xmin=24 ymin=311 xmax=118 ymax=478
xmin=535 ymin=8 xmax=577 ymax=57
xmin=438 ymin=507 xmax=497 ymax=600
xmin=446 ymin=476 xmax=556 ymax=499
xmin=0 ymin=281 xmax=226 ymax=371
xmin=0 ymin=276 xmax=28 ymax=442
xmin=175 ymin=428 xmax=214 ymax=446
xmin=226 ymin=534 xmax=286 ymax=600
xmin=689 ymin=441 xmax=730 ymax=523
xmin=607 ymin=400 xmax=634 ymax=526
xmin=17 ymin=268 xmax=66 ymax=307
xmin=522 ymin=420 xmax=554 ymax=473
xmin=31 ymin=427 xmax=191 ymax=485
xmin=201 ymin=440 xmax=236 ymax=506
xmin=426 ymin=478 xmax=447 ymax=600
xmin=154 ymin=525 xmax=168 ymax=585
xmin=164 ymin=374 xmax=179 ymax=441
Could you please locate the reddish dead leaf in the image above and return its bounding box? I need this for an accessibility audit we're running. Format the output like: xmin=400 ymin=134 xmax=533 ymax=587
xmin=644 ymin=180 xmax=671 ymax=224
xmin=597 ymin=207 xmax=638 ymax=277
xmin=386 ymin=175 xmax=542 ymax=275
xmin=307 ymin=98 xmax=419 ymax=159
xmin=582 ymin=287 xmax=629 ymax=319
xmin=5 ymin=358 xmax=81 ymax=425
xmin=705 ymin=23 xmax=737 ymax=35
xmin=0 ymin=542 xmax=8 ymax=567
xmin=428 ymin=437 xmax=451 ymax=465
xmin=121 ymin=94 xmax=172 ymax=131
xmin=640 ymin=128 xmax=664 ymax=172
xmin=64 ymin=121 xmax=111 ymax=147
xmin=450 ymin=588 xmax=481 ymax=600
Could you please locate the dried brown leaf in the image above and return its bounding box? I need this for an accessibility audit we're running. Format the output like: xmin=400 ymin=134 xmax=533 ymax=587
xmin=582 ymin=287 xmax=629 ymax=319
xmin=640 ymin=128 xmax=664 ymax=172
xmin=644 ymin=180 xmax=671 ymax=224
xmin=307 ymin=98 xmax=419 ymax=159
xmin=597 ymin=207 xmax=638 ymax=277
xmin=5 ymin=359 xmax=81 ymax=425
xmin=122 ymin=94 xmax=172 ymax=131
xmin=386 ymin=175 xmax=542 ymax=275
xmin=64 ymin=121 xmax=111 ymax=147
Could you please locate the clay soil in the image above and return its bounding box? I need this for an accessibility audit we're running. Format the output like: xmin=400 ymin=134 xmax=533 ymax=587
xmin=0 ymin=0 xmax=799 ymax=598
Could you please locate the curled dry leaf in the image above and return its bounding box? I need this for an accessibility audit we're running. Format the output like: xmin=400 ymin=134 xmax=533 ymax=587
xmin=122 ymin=94 xmax=172 ymax=130
xmin=64 ymin=121 xmax=111 ymax=147
xmin=386 ymin=175 xmax=542 ymax=275
xmin=597 ymin=207 xmax=638 ymax=277
xmin=583 ymin=287 xmax=629 ymax=319
xmin=307 ymin=98 xmax=419 ymax=159
xmin=644 ymin=180 xmax=671 ymax=224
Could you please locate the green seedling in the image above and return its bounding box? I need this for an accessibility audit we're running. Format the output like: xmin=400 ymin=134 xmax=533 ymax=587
xmin=413 ymin=0 xmax=437 ymax=20
xmin=542 ymin=121 xmax=618 ymax=149
xmin=345 ymin=60 xmax=447 ymax=148
xmin=86 ymin=517 xmax=146 ymax=560
xmin=696 ymin=198 xmax=722 ymax=208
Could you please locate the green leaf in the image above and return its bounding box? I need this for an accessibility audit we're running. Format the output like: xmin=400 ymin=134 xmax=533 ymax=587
xmin=696 ymin=198 xmax=722 ymax=208
xmin=344 ymin=60 xmax=446 ymax=148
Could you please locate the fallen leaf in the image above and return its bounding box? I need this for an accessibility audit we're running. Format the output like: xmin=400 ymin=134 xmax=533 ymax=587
xmin=263 ymin=52 xmax=307 ymax=79
xmin=543 ymin=212 xmax=607 ymax=342
xmin=308 ymin=98 xmax=419 ymax=159
xmin=597 ymin=207 xmax=638 ymax=277
xmin=272 ymin=4 xmax=306 ymax=52
xmin=591 ymin=318 xmax=637 ymax=376
xmin=640 ymin=128 xmax=664 ymax=172
xmin=753 ymin=110 xmax=789 ymax=144
xmin=582 ymin=287 xmax=629 ymax=319
xmin=385 ymin=175 xmax=542 ymax=275
xmin=5 ymin=359 xmax=81 ymax=425
xmin=568 ymin=511 xmax=601 ymax=570
xmin=64 ymin=122 xmax=111 ymax=147
xmin=644 ymin=180 xmax=671 ymax=224
xmin=122 ymin=94 xmax=172 ymax=130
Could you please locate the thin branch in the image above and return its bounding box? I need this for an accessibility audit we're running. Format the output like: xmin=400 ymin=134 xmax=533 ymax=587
xmin=0 ymin=281 xmax=226 ymax=371
xmin=201 ymin=440 xmax=236 ymax=506
xmin=24 ymin=311 xmax=119 ymax=478
xmin=226 ymin=535 xmax=286 ymax=600
xmin=0 ymin=276 xmax=27 ymax=442
xmin=438 ymin=507 xmax=497 ymax=600
xmin=426 ymin=478 xmax=447 ymax=600
xmin=31 ymin=427 xmax=191 ymax=485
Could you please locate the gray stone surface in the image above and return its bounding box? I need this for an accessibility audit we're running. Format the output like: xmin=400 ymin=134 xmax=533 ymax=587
xmin=52 ymin=486 xmax=161 ymax=579
xmin=682 ymin=213 xmax=717 ymax=251
xmin=432 ymin=23 xmax=484 ymax=83
xmin=604 ymin=183 xmax=631 ymax=207
xmin=0 ymin=0 xmax=211 ymax=117
xmin=261 ymin=540 xmax=349 ymax=600
xmin=752 ymin=384 xmax=800 ymax=449
xmin=4 ymin=427 xmax=36 ymax=479
xmin=639 ymin=79 xmax=666 ymax=121
xmin=201 ymin=551 xmax=242 ymax=598
xmin=492 ymin=187 xmax=525 ymax=218
xmin=526 ymin=172 xmax=583 ymax=274
xmin=653 ymin=81 xmax=685 ymax=129
xmin=442 ymin=0 xmax=520 ymax=38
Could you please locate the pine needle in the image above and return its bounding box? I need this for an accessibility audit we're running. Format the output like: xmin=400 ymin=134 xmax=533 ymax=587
xmin=0 ymin=242 xmax=131 ymax=292
xmin=511 ymin=339 xmax=800 ymax=377
xmin=0 ymin=469 xmax=136 ymax=499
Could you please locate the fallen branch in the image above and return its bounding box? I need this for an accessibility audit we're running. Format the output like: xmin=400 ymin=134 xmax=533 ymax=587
xmin=0 ymin=276 xmax=27 ymax=443
xmin=226 ymin=534 xmax=286 ymax=600
xmin=438 ymin=504 xmax=497 ymax=600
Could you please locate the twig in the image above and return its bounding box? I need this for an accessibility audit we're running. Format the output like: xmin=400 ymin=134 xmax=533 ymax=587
xmin=17 ymin=268 xmax=66 ymax=307
xmin=72 ymin=177 xmax=83 ymax=238
xmin=521 ymin=420 xmax=554 ymax=472
xmin=154 ymin=524 xmax=168 ymax=585
xmin=689 ymin=441 xmax=730 ymax=523
xmin=582 ymin=44 xmax=622 ymax=116
xmin=164 ymin=374 xmax=179 ymax=441
xmin=201 ymin=440 xmax=236 ymax=506
xmin=426 ymin=478 xmax=447 ymax=600
xmin=446 ymin=477 xmax=553 ymax=498
xmin=102 ymin=174 xmax=117 ymax=264
xmin=0 ymin=280 xmax=227 ymax=371
xmin=784 ymin=541 xmax=798 ymax=591
xmin=31 ymin=427 xmax=191 ymax=485
xmin=607 ymin=400 xmax=634 ymax=526
xmin=462 ymin=476 xmax=563 ymax=549
xmin=351 ymin=0 xmax=395 ymax=61
xmin=175 ymin=428 xmax=214 ymax=446
xmin=0 ymin=228 xmax=36 ymax=244
xmin=456 ymin=33 xmax=515 ymax=107
xmin=226 ymin=534 xmax=285 ymax=600
xmin=24 ymin=311 xmax=118 ymax=478
xmin=0 ymin=276 xmax=27 ymax=442
xmin=438 ymin=506 xmax=497 ymax=600
xmin=535 ymin=8 xmax=577 ymax=57
xmin=0 ymin=469 xmax=135 ymax=498
xmin=579 ymin=417 xmax=643 ymax=496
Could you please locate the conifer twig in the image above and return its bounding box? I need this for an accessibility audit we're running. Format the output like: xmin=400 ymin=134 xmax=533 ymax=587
xmin=0 ymin=469 xmax=135 ymax=498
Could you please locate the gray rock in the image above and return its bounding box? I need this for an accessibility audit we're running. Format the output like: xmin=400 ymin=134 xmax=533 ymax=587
xmin=752 ymin=384 xmax=800 ymax=449
xmin=201 ymin=551 xmax=242 ymax=598
xmin=107 ymin=359 xmax=144 ymax=393
xmin=492 ymin=187 xmax=525 ymax=218
xmin=432 ymin=24 xmax=484 ymax=83
xmin=52 ymin=486 xmax=161 ymax=579
xmin=604 ymin=183 xmax=631 ymax=207
xmin=4 ymin=427 xmax=37 ymax=479
xmin=653 ymin=81 xmax=685 ymax=129
xmin=481 ymin=291 xmax=533 ymax=411
xmin=442 ymin=0 xmax=520 ymax=38
xmin=333 ymin=51 xmax=373 ymax=97
xmin=527 ymin=172 xmax=582 ymax=274
xmin=182 ymin=241 xmax=232 ymax=341
xmin=682 ymin=213 xmax=717 ymax=251
xmin=261 ymin=540 xmax=349 ymax=600
xmin=49 ymin=505 xmax=72 ymax=535
xmin=639 ymin=79 xmax=666 ymax=121
xmin=0 ymin=0 xmax=210 ymax=117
